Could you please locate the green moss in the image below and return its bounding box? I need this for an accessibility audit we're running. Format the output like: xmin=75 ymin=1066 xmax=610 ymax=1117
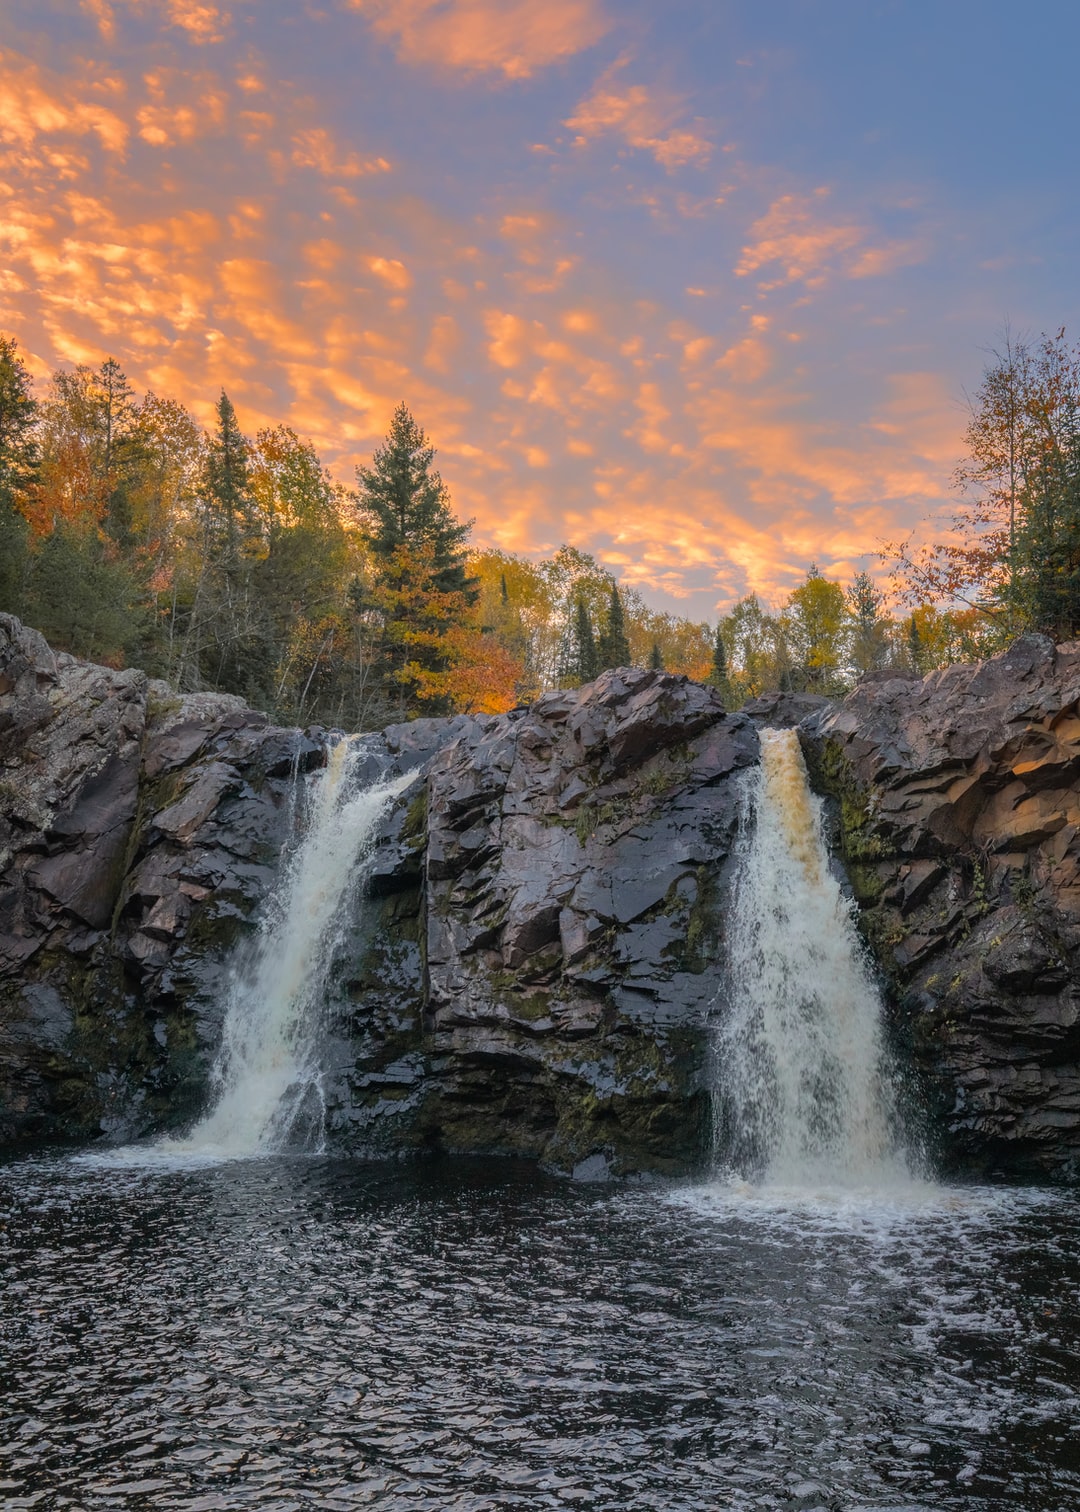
xmin=808 ymin=737 xmax=890 ymax=863
xmin=401 ymin=786 xmax=427 ymax=846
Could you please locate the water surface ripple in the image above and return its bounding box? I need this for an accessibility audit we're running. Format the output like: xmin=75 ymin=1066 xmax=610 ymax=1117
xmin=2 ymin=1156 xmax=1079 ymax=1510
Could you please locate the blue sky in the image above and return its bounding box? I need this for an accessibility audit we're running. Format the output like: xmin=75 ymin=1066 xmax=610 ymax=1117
xmin=2 ymin=0 xmax=1077 ymax=617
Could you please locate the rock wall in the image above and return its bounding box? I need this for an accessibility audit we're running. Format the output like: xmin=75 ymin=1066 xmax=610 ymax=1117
xmin=9 ymin=609 xmax=1080 ymax=1181
xmin=0 ymin=615 xmax=756 ymax=1174
xmin=804 ymin=636 xmax=1080 ymax=1179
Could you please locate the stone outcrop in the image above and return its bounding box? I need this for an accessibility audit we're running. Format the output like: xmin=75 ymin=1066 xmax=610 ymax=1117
xmin=10 ymin=607 xmax=1080 ymax=1181
xmin=804 ymin=636 xmax=1080 ymax=1179
xmin=0 ymin=615 xmax=755 ymax=1172
xmin=332 ymin=673 xmax=756 ymax=1175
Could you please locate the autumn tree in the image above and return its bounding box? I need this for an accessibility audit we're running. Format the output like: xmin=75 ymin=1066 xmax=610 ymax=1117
xmin=887 ymin=326 xmax=1080 ymax=640
xmin=782 ymin=565 xmax=849 ymax=692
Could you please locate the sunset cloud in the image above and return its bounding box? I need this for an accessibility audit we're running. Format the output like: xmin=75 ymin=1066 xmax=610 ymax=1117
xmin=565 ymin=70 xmax=712 ymax=169
xmin=0 ymin=52 xmax=129 ymax=156
xmin=0 ymin=1 xmax=993 ymax=621
xmin=348 ymin=0 xmax=609 ymax=79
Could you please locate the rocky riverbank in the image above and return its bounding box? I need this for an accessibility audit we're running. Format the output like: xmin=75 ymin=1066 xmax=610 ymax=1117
xmin=6 ymin=610 xmax=1080 ymax=1179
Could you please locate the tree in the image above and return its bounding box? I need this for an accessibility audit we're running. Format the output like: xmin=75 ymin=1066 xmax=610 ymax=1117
xmin=570 ymin=595 xmax=599 ymax=685
xmin=847 ymin=570 xmax=889 ymax=676
xmin=886 ymin=326 xmax=1080 ymax=640
xmin=597 ymin=582 xmax=631 ymax=669
xmin=356 ymin=403 xmax=474 ymax=598
xmin=783 ymin=566 xmax=849 ymax=692
xmin=706 ymin=623 xmax=734 ymax=706
xmin=0 ymin=336 xmax=38 ymax=609
xmin=649 ymin=640 xmax=664 ymax=670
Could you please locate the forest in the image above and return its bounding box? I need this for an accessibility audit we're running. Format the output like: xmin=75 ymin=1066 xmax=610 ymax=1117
xmin=1 ymin=326 xmax=1078 ymax=729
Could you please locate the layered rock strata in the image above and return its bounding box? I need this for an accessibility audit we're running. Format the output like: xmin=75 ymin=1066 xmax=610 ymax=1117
xmin=804 ymin=636 xmax=1080 ymax=1178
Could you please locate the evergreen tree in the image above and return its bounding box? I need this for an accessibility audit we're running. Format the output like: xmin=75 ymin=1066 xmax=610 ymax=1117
xmin=356 ymin=403 xmax=474 ymax=599
xmin=354 ymin=405 xmax=477 ymax=720
xmin=649 ymin=639 xmax=664 ymax=670
xmin=848 ymin=569 xmax=888 ymax=675
xmin=0 ymin=337 xmax=37 ymax=610
xmin=205 ymin=390 xmax=255 ymax=571
xmin=707 ymin=623 xmax=734 ymax=705
xmin=573 ymin=596 xmax=599 ymax=684
xmin=597 ymin=582 xmax=631 ymax=669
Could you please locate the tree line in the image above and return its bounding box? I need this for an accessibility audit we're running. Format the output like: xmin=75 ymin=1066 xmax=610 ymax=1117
xmin=1 ymin=328 xmax=1074 ymax=729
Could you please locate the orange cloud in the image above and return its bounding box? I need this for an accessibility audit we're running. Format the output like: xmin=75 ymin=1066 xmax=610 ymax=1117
xmin=565 ymin=70 xmax=712 ymax=169
xmin=291 ymin=128 xmax=391 ymax=179
xmin=136 ymin=71 xmax=228 ymax=145
xmin=0 ymin=52 xmax=129 ymax=156
xmin=348 ymin=0 xmax=609 ymax=78
xmin=736 ymin=188 xmax=926 ymax=289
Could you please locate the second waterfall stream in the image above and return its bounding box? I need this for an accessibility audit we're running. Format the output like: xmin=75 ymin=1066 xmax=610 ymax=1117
xmin=717 ymin=726 xmax=917 ymax=1189
xmin=165 ymin=739 xmax=413 ymax=1161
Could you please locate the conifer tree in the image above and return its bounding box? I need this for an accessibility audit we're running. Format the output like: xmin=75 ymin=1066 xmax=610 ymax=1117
xmin=573 ymin=596 xmax=599 ymax=684
xmin=597 ymin=582 xmax=631 ymax=669
xmin=205 ymin=390 xmax=255 ymax=571
xmin=356 ymin=403 xmax=474 ymax=599
xmin=649 ymin=639 xmax=664 ymax=670
xmin=0 ymin=336 xmax=37 ymax=609
xmin=707 ymin=624 xmax=734 ymax=705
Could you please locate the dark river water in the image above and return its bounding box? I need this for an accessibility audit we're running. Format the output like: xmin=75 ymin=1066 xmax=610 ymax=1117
xmin=2 ymin=1154 xmax=1079 ymax=1511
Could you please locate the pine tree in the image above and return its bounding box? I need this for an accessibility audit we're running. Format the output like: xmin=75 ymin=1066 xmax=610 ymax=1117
xmin=707 ymin=624 xmax=734 ymax=706
xmin=205 ymin=390 xmax=254 ymax=571
xmin=356 ymin=402 xmax=474 ymax=599
xmin=0 ymin=336 xmax=39 ymax=516
xmin=597 ymin=582 xmax=631 ymax=669
xmin=573 ymin=596 xmax=599 ymax=684
xmin=354 ymin=405 xmax=477 ymax=720
xmin=848 ymin=569 xmax=888 ymax=675
xmin=0 ymin=336 xmax=36 ymax=610
xmin=649 ymin=639 xmax=664 ymax=670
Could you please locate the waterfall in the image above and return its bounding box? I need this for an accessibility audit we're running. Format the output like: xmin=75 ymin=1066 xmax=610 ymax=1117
xmin=165 ymin=739 xmax=413 ymax=1161
xmin=716 ymin=727 xmax=913 ymax=1188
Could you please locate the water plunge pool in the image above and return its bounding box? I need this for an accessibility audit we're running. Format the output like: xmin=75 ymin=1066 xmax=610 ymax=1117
xmin=2 ymin=1154 xmax=1078 ymax=1510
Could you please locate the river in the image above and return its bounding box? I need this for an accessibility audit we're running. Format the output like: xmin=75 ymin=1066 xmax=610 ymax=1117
xmin=3 ymin=1153 xmax=1078 ymax=1510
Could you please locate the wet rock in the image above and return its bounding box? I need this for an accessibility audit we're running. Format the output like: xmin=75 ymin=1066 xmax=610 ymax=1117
xmin=802 ymin=634 xmax=1080 ymax=1179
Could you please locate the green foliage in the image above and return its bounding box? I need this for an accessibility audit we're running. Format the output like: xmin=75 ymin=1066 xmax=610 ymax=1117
xmin=649 ymin=639 xmax=664 ymax=670
xmin=570 ymin=595 xmax=600 ymax=685
xmin=356 ymin=402 xmax=474 ymax=599
xmin=0 ymin=336 xmax=39 ymax=521
xmin=597 ymin=582 xmax=631 ymax=669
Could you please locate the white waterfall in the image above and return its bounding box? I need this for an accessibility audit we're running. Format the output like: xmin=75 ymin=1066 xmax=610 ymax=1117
xmin=717 ymin=727 xmax=914 ymax=1188
xmin=164 ymin=740 xmax=413 ymax=1161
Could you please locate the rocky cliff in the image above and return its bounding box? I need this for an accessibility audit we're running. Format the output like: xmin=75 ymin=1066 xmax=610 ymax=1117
xmin=0 ymin=614 xmax=758 ymax=1173
xmin=804 ymin=635 xmax=1080 ymax=1179
xmin=8 ymin=610 xmax=1080 ymax=1180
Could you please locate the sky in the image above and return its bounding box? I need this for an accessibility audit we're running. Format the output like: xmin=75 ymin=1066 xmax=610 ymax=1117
xmin=2 ymin=0 xmax=1079 ymax=620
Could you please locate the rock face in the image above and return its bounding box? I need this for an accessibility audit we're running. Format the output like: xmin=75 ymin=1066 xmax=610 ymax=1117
xmin=336 ymin=674 xmax=756 ymax=1175
xmin=10 ymin=608 xmax=1080 ymax=1181
xmin=0 ymin=615 xmax=756 ymax=1172
xmin=804 ymin=636 xmax=1080 ymax=1179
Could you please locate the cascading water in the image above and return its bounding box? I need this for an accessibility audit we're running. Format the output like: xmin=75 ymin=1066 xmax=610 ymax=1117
xmin=716 ymin=727 xmax=916 ymax=1188
xmin=163 ymin=739 xmax=414 ymax=1161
